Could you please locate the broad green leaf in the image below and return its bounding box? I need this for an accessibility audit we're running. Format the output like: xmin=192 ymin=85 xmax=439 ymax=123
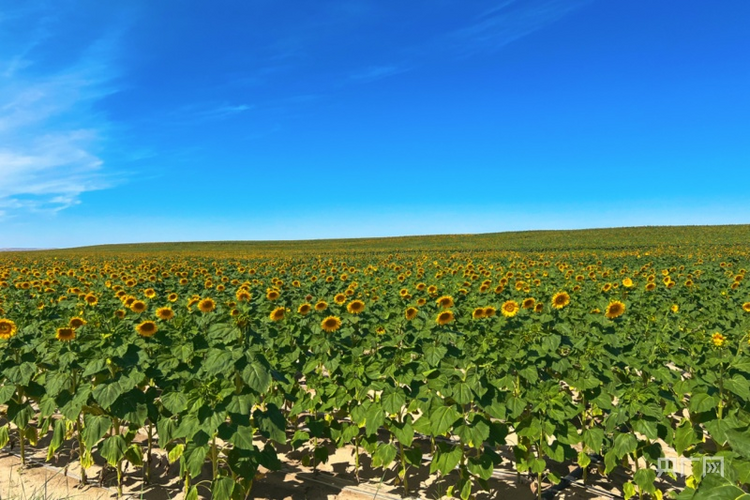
xmin=99 ymin=435 xmax=128 ymax=467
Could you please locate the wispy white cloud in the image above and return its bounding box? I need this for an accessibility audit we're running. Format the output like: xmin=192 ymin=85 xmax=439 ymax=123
xmin=349 ymin=65 xmax=409 ymax=82
xmin=450 ymin=0 xmax=592 ymax=55
xmin=0 ymin=8 xmax=122 ymax=218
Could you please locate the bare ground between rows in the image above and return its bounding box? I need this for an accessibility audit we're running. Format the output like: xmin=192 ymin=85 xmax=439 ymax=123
xmin=0 ymin=422 xmax=653 ymax=500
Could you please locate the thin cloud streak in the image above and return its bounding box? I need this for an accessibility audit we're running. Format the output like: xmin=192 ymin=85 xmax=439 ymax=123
xmin=0 ymin=8 xmax=123 ymax=218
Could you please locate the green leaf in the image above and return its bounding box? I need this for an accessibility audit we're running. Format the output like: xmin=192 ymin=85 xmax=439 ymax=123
xmin=430 ymin=405 xmax=460 ymax=436
xmin=125 ymin=443 xmax=144 ymax=467
xmin=7 ymin=400 xmax=33 ymax=429
xmin=203 ymin=348 xmax=235 ymax=376
xmin=674 ymin=419 xmax=699 ymax=455
xmin=391 ymin=421 xmax=414 ymax=447
xmin=613 ymin=432 xmax=637 ymax=459
xmin=452 ymin=382 xmax=473 ymax=405
xmin=255 ymin=404 xmax=286 ymax=444
xmin=371 ymin=443 xmax=397 ymax=468
xmin=583 ymin=427 xmax=605 ymax=453
xmin=46 ymin=418 xmax=66 ymax=461
xmin=168 ymin=443 xmax=185 ymax=463
xmin=212 ymin=477 xmax=236 ymax=500
xmin=689 ymin=393 xmax=718 ymax=413
xmin=160 ymin=392 xmax=188 ymax=415
xmin=430 ymin=442 xmax=462 ymax=475
xmin=365 ymin=402 xmax=385 ymax=437
xmin=99 ymin=435 xmax=128 ymax=467
xmin=382 ymin=388 xmax=406 ymax=414
xmin=0 ymin=384 xmax=15 ymax=405
xmin=83 ymin=415 xmax=112 ymax=451
xmin=726 ymin=429 xmax=750 ymax=459
xmin=467 ymin=452 xmax=494 ymax=480
xmin=182 ymin=444 xmax=208 ymax=478
xmin=633 ymin=468 xmax=656 ymax=494
xmin=0 ymin=425 xmax=9 ymax=449
xmin=93 ymin=380 xmax=125 ymax=409
xmin=241 ymin=361 xmax=272 ymax=393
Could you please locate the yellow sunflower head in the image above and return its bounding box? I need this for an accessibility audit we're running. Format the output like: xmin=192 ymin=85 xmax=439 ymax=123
xmin=0 ymin=318 xmax=18 ymax=340
xmin=551 ymin=292 xmax=570 ymax=309
xmin=266 ymin=289 xmax=280 ymax=301
xmin=501 ymin=300 xmax=519 ymax=318
xmin=472 ymin=307 xmax=485 ymax=319
xmin=522 ymin=297 xmax=535 ymax=309
xmin=605 ymin=300 xmax=626 ymax=319
xmin=198 ymin=298 xmax=216 ymax=313
xmin=156 ymin=307 xmax=174 ymax=320
xmin=298 ymin=303 xmax=312 ymax=315
xmin=405 ymin=307 xmax=418 ymax=320
xmin=436 ymin=295 xmax=454 ymax=309
xmin=712 ymin=332 xmax=726 ymax=347
xmin=671 ymin=304 xmax=679 ymax=313
xmin=483 ymin=306 xmax=496 ymax=318
xmin=436 ymin=310 xmax=454 ymax=325
xmin=84 ymin=293 xmax=98 ymax=306
xmin=742 ymin=302 xmax=750 ymax=313
xmin=315 ymin=300 xmax=328 ymax=311
xmin=622 ymin=278 xmax=634 ymax=288
xmin=131 ymin=299 xmax=148 ymax=313
xmin=136 ymin=320 xmax=158 ymax=337
xmin=269 ymin=307 xmax=286 ymax=322
xmin=69 ymin=316 xmax=87 ymax=329
xmin=346 ymin=300 xmax=365 ymax=314
xmin=321 ymin=315 xmax=342 ymax=333
xmin=334 ymin=293 xmax=347 ymax=305
xmin=167 ymin=293 xmax=178 ymax=302
xmin=56 ymin=327 xmax=76 ymax=342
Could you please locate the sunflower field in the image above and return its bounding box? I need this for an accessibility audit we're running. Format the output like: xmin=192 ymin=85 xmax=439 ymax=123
xmin=1 ymin=227 xmax=750 ymax=500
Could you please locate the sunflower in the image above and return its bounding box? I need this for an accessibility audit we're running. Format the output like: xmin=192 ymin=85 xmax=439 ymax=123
xmin=436 ymin=296 xmax=454 ymax=309
xmin=136 ymin=320 xmax=158 ymax=337
xmin=376 ymin=326 xmax=386 ymax=335
xmin=0 ymin=319 xmax=17 ymax=339
xmin=187 ymin=297 xmax=200 ymax=309
xmin=347 ymin=300 xmax=365 ymax=314
xmin=501 ymin=300 xmax=519 ymax=318
xmin=269 ymin=307 xmax=286 ymax=321
xmin=334 ymin=293 xmax=347 ymax=305
xmin=298 ymin=303 xmax=312 ymax=315
xmin=115 ymin=309 xmax=126 ymax=319
xmin=483 ymin=306 xmax=496 ymax=318
xmin=236 ymin=289 xmax=252 ymax=302
xmin=84 ymin=293 xmax=98 ymax=306
xmin=321 ymin=316 xmax=342 ymax=333
xmin=314 ymin=300 xmax=328 ymax=312
xmin=144 ymin=288 xmax=156 ymax=298
xmin=671 ymin=304 xmax=679 ymax=313
xmin=416 ymin=298 xmax=427 ymax=307
xmin=743 ymin=302 xmax=750 ymax=313
xmin=69 ymin=317 xmax=87 ymax=328
xmin=551 ymin=292 xmax=570 ymax=309
xmin=198 ymin=298 xmax=216 ymax=313
xmin=266 ymin=289 xmax=280 ymax=301
xmin=56 ymin=327 xmax=76 ymax=342
xmin=605 ymin=301 xmax=626 ymax=319
xmin=131 ymin=300 xmax=147 ymax=313
xmin=156 ymin=307 xmax=174 ymax=320
xmin=405 ymin=307 xmax=418 ymax=320
xmin=645 ymin=282 xmax=657 ymax=291
xmin=602 ymin=283 xmax=612 ymax=292
xmin=472 ymin=307 xmax=485 ymax=319
xmin=712 ymin=332 xmax=725 ymax=347
xmin=167 ymin=293 xmax=178 ymax=302
xmin=427 ymin=285 xmax=438 ymax=295
xmin=534 ymin=303 xmax=544 ymax=313
xmin=436 ymin=310 xmax=454 ymax=325
xmin=522 ymin=298 xmax=535 ymax=309
xmin=622 ymin=278 xmax=634 ymax=288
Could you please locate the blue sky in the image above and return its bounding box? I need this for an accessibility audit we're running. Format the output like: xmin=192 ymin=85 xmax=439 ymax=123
xmin=1 ymin=0 xmax=748 ymax=248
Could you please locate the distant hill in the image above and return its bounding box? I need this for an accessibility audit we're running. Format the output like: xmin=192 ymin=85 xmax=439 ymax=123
xmin=4 ymin=224 xmax=747 ymax=257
